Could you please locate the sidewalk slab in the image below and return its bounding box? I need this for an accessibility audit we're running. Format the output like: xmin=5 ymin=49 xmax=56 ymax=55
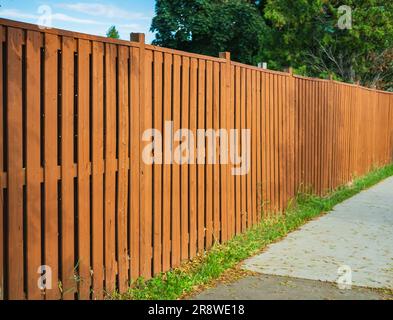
xmin=194 ymin=274 xmax=390 ymax=300
xmin=241 ymin=176 xmax=393 ymax=289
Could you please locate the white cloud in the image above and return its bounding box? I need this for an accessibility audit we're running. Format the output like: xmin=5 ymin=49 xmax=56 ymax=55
xmin=120 ymin=23 xmax=143 ymax=30
xmin=0 ymin=8 xmax=105 ymax=25
xmin=51 ymin=13 xmax=104 ymax=25
xmin=57 ymin=2 xmax=152 ymax=21
xmin=0 ymin=9 xmax=38 ymax=20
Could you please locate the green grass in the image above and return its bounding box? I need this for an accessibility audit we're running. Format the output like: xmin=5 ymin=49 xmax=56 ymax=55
xmin=111 ymin=164 xmax=393 ymax=300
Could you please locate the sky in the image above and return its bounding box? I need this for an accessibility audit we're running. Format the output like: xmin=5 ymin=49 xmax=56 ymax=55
xmin=0 ymin=0 xmax=156 ymax=42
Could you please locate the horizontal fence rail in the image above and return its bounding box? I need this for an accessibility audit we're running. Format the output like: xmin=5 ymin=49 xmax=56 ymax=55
xmin=0 ymin=18 xmax=392 ymax=300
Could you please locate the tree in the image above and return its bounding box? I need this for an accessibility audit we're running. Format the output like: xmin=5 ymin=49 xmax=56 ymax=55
xmin=106 ymin=25 xmax=120 ymax=39
xmin=262 ymin=0 xmax=393 ymax=88
xmin=150 ymin=0 xmax=268 ymax=65
xmin=151 ymin=0 xmax=393 ymax=89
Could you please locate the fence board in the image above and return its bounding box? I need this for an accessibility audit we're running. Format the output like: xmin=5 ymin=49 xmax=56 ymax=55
xmin=140 ymin=49 xmax=153 ymax=279
xmin=117 ymin=45 xmax=129 ymax=292
xmin=171 ymin=54 xmax=181 ymax=267
xmin=234 ymin=66 xmax=241 ymax=232
xmin=60 ymin=36 xmax=76 ymax=300
xmin=25 ymin=30 xmax=42 ymax=300
xmin=162 ymin=52 xmax=172 ymax=271
xmin=129 ymin=45 xmax=140 ymax=281
xmin=205 ymin=60 xmax=213 ymax=247
xmin=251 ymin=70 xmax=257 ymax=223
xmin=189 ymin=57 xmax=197 ymax=257
xmin=213 ymin=61 xmax=221 ymax=240
xmin=152 ymin=50 xmax=162 ymax=275
xmin=180 ymin=57 xmax=190 ymax=261
xmin=43 ymin=33 xmax=60 ymax=300
xmin=256 ymin=71 xmax=261 ymax=220
xmin=220 ymin=60 xmax=228 ymax=239
xmin=7 ymin=27 xmax=24 ymax=300
xmin=240 ymin=68 xmax=246 ymax=229
xmin=246 ymin=69 xmax=252 ymax=226
xmin=197 ymin=59 xmax=206 ymax=253
xmin=104 ymin=43 xmax=117 ymax=292
xmin=91 ymin=41 xmax=104 ymax=299
xmin=77 ymin=38 xmax=91 ymax=300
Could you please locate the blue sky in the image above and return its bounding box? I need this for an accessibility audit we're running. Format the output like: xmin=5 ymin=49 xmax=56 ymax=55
xmin=0 ymin=0 xmax=156 ymax=42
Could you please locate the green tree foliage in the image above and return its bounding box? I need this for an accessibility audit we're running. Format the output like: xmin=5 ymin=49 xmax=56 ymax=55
xmin=262 ymin=0 xmax=393 ymax=88
xmin=106 ymin=25 xmax=120 ymax=39
xmin=151 ymin=0 xmax=393 ymax=90
xmin=151 ymin=0 xmax=268 ymax=65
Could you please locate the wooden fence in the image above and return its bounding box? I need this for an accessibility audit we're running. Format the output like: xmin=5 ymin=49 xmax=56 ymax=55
xmin=0 ymin=18 xmax=392 ymax=300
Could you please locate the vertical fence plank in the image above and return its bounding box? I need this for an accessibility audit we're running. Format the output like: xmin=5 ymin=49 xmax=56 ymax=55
xmin=189 ymin=57 xmax=197 ymax=257
xmin=197 ymin=59 xmax=205 ymax=253
xmin=152 ymin=50 xmax=162 ymax=275
xmin=220 ymin=58 xmax=228 ymax=239
xmin=140 ymin=49 xmax=153 ymax=279
xmin=117 ymin=45 xmax=129 ymax=292
xmin=278 ymin=75 xmax=285 ymax=211
xmin=7 ymin=27 xmax=24 ymax=300
xmin=180 ymin=56 xmax=189 ymax=261
xmin=234 ymin=66 xmax=241 ymax=232
xmin=256 ymin=71 xmax=261 ymax=220
xmin=60 ymin=36 xmax=76 ymax=300
xmin=272 ymin=73 xmax=279 ymax=210
xmin=171 ymin=54 xmax=181 ymax=267
xmin=91 ymin=41 xmax=104 ymax=299
xmin=104 ymin=43 xmax=117 ymax=292
xmin=213 ymin=61 xmax=221 ymax=239
xmin=205 ymin=60 xmax=213 ymax=247
xmin=246 ymin=69 xmax=252 ymax=226
xmin=251 ymin=70 xmax=257 ymax=222
xmin=265 ymin=72 xmax=272 ymax=214
xmin=287 ymin=73 xmax=297 ymax=201
xmin=129 ymin=44 xmax=140 ymax=281
xmin=44 ymin=34 xmax=60 ymax=300
xmin=240 ymin=67 xmax=247 ymax=229
xmin=162 ymin=52 xmax=172 ymax=271
xmin=229 ymin=65 xmax=235 ymax=232
xmin=26 ymin=30 xmax=42 ymax=300
xmin=77 ymin=38 xmax=91 ymax=300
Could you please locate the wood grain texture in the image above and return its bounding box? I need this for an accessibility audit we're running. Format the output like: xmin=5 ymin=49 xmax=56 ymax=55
xmin=25 ymin=30 xmax=42 ymax=300
xmin=7 ymin=27 xmax=24 ymax=300
xmin=104 ymin=43 xmax=117 ymax=292
xmin=43 ymin=34 xmax=62 ymax=300
xmin=91 ymin=41 xmax=104 ymax=299
xmin=77 ymin=38 xmax=91 ymax=300
xmin=60 ymin=36 xmax=75 ymax=300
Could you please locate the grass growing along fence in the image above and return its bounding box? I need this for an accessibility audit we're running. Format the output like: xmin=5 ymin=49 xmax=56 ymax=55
xmin=112 ymin=163 xmax=393 ymax=300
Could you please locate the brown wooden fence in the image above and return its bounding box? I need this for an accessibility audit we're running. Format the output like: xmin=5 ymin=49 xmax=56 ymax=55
xmin=0 ymin=18 xmax=392 ymax=300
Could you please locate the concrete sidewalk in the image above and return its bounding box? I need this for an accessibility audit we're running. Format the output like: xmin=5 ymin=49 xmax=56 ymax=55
xmin=194 ymin=176 xmax=393 ymax=300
